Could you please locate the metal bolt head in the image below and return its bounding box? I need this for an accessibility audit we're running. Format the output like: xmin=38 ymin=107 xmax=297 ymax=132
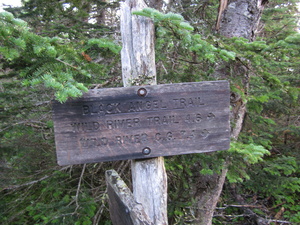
xmin=142 ymin=147 xmax=151 ymax=155
xmin=137 ymin=88 xmax=147 ymax=97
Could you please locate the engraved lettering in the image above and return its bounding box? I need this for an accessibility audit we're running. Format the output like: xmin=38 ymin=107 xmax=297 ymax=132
xmin=173 ymin=97 xmax=205 ymax=109
xmin=106 ymin=118 xmax=140 ymax=129
xmin=180 ymin=98 xmax=186 ymax=108
xmin=196 ymin=113 xmax=202 ymax=122
xmin=145 ymin=101 xmax=152 ymax=110
xmin=82 ymin=102 xmax=122 ymax=115
xmin=82 ymin=105 xmax=90 ymax=115
xmin=179 ymin=130 xmax=196 ymax=140
xmin=71 ymin=122 xmax=100 ymax=132
xmin=116 ymin=136 xmax=122 ymax=145
xmin=184 ymin=113 xmax=204 ymax=123
xmin=200 ymin=129 xmax=209 ymax=138
xmin=188 ymin=130 xmax=195 ymax=139
xmin=153 ymin=100 xmax=159 ymax=109
xmin=99 ymin=104 xmax=105 ymax=113
xmin=91 ymin=104 xmax=99 ymax=114
xmin=115 ymin=133 xmax=148 ymax=145
xmin=154 ymin=116 xmax=160 ymax=124
xmin=185 ymin=114 xmax=191 ymax=123
xmin=106 ymin=120 xmax=114 ymax=129
xmin=155 ymin=132 xmax=173 ymax=142
xmin=126 ymin=119 xmax=133 ymax=127
xmin=127 ymin=100 xmax=168 ymax=112
xmin=167 ymin=132 xmax=173 ymax=140
xmin=162 ymin=116 xmax=169 ymax=124
xmin=79 ymin=137 xmax=108 ymax=148
xmin=114 ymin=103 xmax=122 ymax=113
xmin=128 ymin=101 xmax=143 ymax=112
xmin=196 ymin=97 xmax=205 ymax=106
xmin=155 ymin=133 xmax=161 ymax=141
xmin=106 ymin=103 xmax=114 ymax=113
xmin=207 ymin=113 xmax=215 ymax=120
xmin=141 ymin=133 xmax=148 ymax=142
xmin=187 ymin=98 xmax=194 ymax=107
xmin=147 ymin=115 xmax=179 ymax=126
xmin=133 ymin=118 xmax=140 ymax=125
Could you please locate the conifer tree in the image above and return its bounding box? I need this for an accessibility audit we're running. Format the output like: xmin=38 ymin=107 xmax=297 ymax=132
xmin=1 ymin=0 xmax=299 ymax=224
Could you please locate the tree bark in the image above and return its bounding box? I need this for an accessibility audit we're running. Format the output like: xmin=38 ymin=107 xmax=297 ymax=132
xmin=194 ymin=165 xmax=228 ymax=225
xmin=219 ymin=0 xmax=266 ymax=41
xmin=120 ymin=0 xmax=168 ymax=224
xmin=193 ymin=1 xmax=267 ymax=224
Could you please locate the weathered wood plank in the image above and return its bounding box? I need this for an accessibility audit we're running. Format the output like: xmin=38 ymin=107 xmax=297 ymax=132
xmin=120 ymin=0 xmax=156 ymax=87
xmin=106 ymin=170 xmax=153 ymax=225
xmin=52 ymin=81 xmax=230 ymax=166
xmin=131 ymin=156 xmax=168 ymax=224
xmin=120 ymin=0 xmax=168 ymax=224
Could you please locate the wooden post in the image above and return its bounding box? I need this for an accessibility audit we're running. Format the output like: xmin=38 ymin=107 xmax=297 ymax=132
xmin=120 ymin=0 xmax=168 ymax=224
xmin=106 ymin=170 xmax=153 ymax=225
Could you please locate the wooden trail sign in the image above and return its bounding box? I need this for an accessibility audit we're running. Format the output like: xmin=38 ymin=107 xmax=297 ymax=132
xmin=52 ymin=81 xmax=230 ymax=166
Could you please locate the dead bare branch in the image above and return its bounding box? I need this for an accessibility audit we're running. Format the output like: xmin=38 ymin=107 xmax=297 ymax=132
xmin=1 ymin=166 xmax=71 ymax=191
xmin=75 ymin=164 xmax=86 ymax=210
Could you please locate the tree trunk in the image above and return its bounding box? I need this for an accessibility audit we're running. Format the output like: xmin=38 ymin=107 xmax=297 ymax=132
xmin=193 ymin=1 xmax=267 ymax=224
xmin=218 ymin=0 xmax=266 ymax=41
xmin=120 ymin=0 xmax=168 ymax=224
xmin=194 ymin=165 xmax=228 ymax=225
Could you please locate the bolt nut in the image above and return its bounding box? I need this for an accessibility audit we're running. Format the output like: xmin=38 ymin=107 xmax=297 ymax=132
xmin=137 ymin=88 xmax=147 ymax=97
xmin=142 ymin=147 xmax=151 ymax=155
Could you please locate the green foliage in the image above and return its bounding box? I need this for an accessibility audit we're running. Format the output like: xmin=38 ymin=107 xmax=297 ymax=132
xmin=261 ymin=0 xmax=299 ymax=41
xmin=87 ymin=38 xmax=121 ymax=54
xmin=166 ymin=153 xmax=225 ymax=223
xmin=226 ymin=142 xmax=270 ymax=183
xmin=0 ymin=11 xmax=120 ymax=102
xmin=242 ymin=154 xmax=300 ymax=222
xmin=133 ymin=8 xmax=236 ymax=83
xmin=1 ymin=0 xmax=300 ymax=224
xmin=1 ymin=2 xmax=119 ymax=224
xmin=5 ymin=0 xmax=116 ymax=40
xmin=229 ymin=142 xmax=270 ymax=165
xmin=133 ymin=5 xmax=300 ymax=223
xmin=0 ymin=168 xmax=100 ymax=224
xmin=263 ymin=156 xmax=297 ymax=176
